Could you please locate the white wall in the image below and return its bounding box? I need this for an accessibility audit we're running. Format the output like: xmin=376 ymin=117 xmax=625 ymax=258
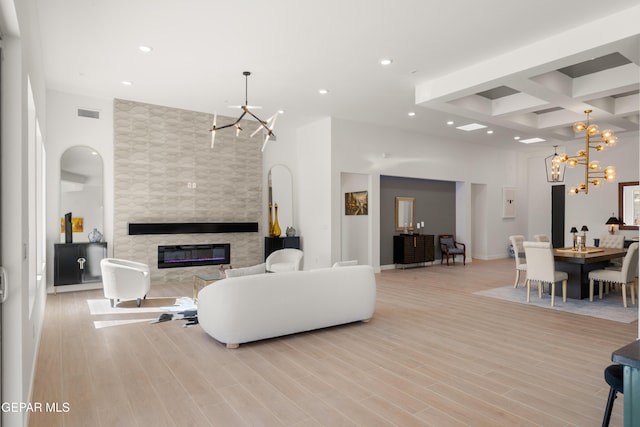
xmin=45 ymin=91 xmax=114 ymax=288
xmin=296 ymin=118 xmax=332 ymax=269
xmin=340 ymin=173 xmax=370 ymax=265
xmin=563 ymin=133 xmax=640 ymax=244
xmin=0 ymin=0 xmax=49 ymax=426
xmin=330 ymin=118 xmax=523 ymax=268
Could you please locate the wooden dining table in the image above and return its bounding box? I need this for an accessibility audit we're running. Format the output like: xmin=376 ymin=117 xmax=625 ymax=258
xmin=553 ymin=247 xmax=627 ymax=299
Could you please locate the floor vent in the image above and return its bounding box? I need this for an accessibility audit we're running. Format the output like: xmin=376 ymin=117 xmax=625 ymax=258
xmin=77 ymin=108 xmax=100 ymax=119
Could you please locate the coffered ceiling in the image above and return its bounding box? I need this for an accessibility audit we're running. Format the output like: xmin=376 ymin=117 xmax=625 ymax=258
xmin=33 ymin=0 xmax=640 ymax=151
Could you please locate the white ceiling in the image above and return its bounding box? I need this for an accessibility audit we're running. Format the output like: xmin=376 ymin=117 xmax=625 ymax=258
xmin=34 ymin=0 xmax=640 ymax=151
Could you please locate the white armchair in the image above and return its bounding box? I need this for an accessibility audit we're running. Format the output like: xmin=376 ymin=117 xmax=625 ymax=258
xmin=265 ymin=249 xmax=303 ymax=272
xmin=100 ymin=258 xmax=151 ymax=307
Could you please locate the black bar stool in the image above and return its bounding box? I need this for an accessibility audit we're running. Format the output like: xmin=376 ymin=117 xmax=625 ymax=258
xmin=603 ymin=364 xmax=624 ymax=427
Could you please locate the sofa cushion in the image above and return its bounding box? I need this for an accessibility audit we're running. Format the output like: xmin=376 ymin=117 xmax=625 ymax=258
xmin=225 ymin=263 xmax=266 ymax=278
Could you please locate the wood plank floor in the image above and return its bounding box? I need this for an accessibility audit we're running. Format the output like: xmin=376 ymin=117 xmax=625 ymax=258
xmin=29 ymin=258 xmax=637 ymax=426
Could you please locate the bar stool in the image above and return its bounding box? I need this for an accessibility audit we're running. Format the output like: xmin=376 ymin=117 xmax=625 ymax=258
xmin=603 ymin=364 xmax=624 ymax=427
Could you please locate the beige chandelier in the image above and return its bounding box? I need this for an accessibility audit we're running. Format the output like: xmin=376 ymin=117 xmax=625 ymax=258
xmin=554 ymin=109 xmax=617 ymax=194
xmin=209 ymin=71 xmax=278 ymax=152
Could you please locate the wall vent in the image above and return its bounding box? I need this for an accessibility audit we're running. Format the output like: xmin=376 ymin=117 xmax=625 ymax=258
xmin=77 ymin=108 xmax=100 ymax=119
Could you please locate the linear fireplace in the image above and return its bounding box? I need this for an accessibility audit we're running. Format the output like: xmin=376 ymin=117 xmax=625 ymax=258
xmin=157 ymin=244 xmax=230 ymax=269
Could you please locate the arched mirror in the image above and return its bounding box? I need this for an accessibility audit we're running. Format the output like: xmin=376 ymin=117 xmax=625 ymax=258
xmin=60 ymin=146 xmax=104 ymax=242
xmin=268 ymin=165 xmax=293 ymax=235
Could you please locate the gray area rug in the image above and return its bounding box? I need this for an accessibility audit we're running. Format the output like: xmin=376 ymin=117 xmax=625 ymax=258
xmin=475 ymin=285 xmax=638 ymax=323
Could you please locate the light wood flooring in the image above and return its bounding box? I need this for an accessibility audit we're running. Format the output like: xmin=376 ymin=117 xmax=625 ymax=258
xmin=29 ymin=258 xmax=638 ymax=426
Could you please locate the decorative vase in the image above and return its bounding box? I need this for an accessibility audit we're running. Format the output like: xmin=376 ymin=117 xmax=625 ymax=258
xmin=286 ymin=226 xmax=296 ymax=237
xmin=88 ymin=228 xmax=103 ymax=243
xmin=268 ymin=203 xmax=274 ymax=237
xmin=272 ymin=203 xmax=282 ymax=237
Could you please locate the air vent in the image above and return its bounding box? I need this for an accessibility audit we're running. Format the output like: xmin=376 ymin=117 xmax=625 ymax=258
xmin=77 ymin=108 xmax=100 ymax=119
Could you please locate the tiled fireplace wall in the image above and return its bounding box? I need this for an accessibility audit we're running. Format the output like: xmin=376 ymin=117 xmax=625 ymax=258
xmin=113 ymin=99 xmax=263 ymax=284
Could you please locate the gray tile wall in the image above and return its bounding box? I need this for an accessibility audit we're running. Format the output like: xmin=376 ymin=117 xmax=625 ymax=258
xmin=113 ymin=99 xmax=263 ymax=285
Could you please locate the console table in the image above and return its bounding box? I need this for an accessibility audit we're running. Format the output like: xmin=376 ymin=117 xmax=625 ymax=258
xmin=264 ymin=236 xmax=301 ymax=260
xmin=393 ymin=234 xmax=434 ymax=268
xmin=54 ymin=242 xmax=107 ymax=286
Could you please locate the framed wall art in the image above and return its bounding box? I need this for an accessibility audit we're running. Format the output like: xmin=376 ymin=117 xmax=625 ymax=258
xmin=345 ymin=191 xmax=368 ymax=215
xmin=502 ymin=187 xmax=516 ymax=218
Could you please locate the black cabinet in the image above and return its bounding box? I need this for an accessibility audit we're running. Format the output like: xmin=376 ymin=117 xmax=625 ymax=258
xmin=393 ymin=234 xmax=434 ymax=267
xmin=264 ymin=236 xmax=301 ymax=260
xmin=54 ymin=242 xmax=107 ymax=286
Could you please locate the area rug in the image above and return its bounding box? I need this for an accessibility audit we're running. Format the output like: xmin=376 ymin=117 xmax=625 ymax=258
xmin=474 ymin=285 xmax=638 ymax=323
xmin=87 ymin=297 xmax=180 ymax=315
xmin=151 ymin=297 xmax=198 ymax=327
xmin=87 ymin=297 xmax=197 ymax=329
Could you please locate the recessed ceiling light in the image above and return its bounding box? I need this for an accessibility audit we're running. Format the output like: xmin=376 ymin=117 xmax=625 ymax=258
xmin=446 ymin=121 xmax=454 ymax=125
xmin=380 ymin=59 xmax=393 ymax=66
xmin=278 ymin=110 xmax=285 ymax=114
xmin=408 ymin=112 xmax=416 ymax=117
xmin=456 ymin=123 xmax=487 ymax=131
xmin=139 ymin=45 xmax=153 ymax=53
xmin=121 ymin=80 xmax=133 ymax=86
xmin=519 ymin=137 xmax=546 ymax=144
xmin=486 ymin=130 xmax=494 ymax=134
xmin=318 ymin=89 xmax=329 ymax=95
xmin=514 ymin=136 xmax=521 ymax=140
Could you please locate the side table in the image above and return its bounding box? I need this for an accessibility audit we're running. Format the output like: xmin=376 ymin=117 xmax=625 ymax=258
xmin=193 ymin=271 xmax=223 ymax=301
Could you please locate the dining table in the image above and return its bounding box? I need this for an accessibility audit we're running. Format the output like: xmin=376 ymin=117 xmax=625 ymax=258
xmin=553 ymin=247 xmax=627 ymax=299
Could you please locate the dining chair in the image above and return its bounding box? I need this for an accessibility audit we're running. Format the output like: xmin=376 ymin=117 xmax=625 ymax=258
xmin=533 ymin=234 xmax=549 ymax=242
xmin=599 ymin=234 xmax=625 ymax=269
xmin=509 ymin=235 xmax=526 ymax=288
xmin=523 ymin=241 xmax=567 ymax=307
xmin=588 ymin=242 xmax=639 ymax=307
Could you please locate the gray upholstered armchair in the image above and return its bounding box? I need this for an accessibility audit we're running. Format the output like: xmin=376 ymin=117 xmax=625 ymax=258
xmin=439 ymin=234 xmax=466 ymax=265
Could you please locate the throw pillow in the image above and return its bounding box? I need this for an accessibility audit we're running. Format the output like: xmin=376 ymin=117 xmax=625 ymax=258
xmin=224 ymin=263 xmax=266 ymax=278
xmin=441 ymin=237 xmax=455 ymax=248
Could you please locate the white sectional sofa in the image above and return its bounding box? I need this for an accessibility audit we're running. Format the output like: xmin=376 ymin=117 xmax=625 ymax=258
xmin=197 ymin=265 xmax=376 ymax=348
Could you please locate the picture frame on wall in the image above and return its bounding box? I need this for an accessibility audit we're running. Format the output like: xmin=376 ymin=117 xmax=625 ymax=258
xmin=502 ymin=187 xmax=516 ymax=218
xmin=345 ymin=191 xmax=368 ymax=215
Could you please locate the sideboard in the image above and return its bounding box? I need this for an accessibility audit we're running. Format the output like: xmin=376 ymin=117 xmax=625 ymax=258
xmin=264 ymin=236 xmax=301 ymax=260
xmin=393 ymin=234 xmax=435 ymax=268
xmin=54 ymin=242 xmax=107 ymax=286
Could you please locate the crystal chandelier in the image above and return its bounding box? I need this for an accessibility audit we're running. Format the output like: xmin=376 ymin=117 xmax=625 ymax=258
xmin=554 ymin=109 xmax=617 ymax=194
xmin=209 ymin=71 xmax=278 ymax=152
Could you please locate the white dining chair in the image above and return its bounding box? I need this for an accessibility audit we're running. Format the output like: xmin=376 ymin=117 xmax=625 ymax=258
xmin=509 ymin=235 xmax=526 ymax=288
xmin=523 ymin=241 xmax=568 ymax=307
xmin=533 ymin=234 xmax=550 ymax=242
xmin=589 ymin=243 xmax=639 ymax=307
